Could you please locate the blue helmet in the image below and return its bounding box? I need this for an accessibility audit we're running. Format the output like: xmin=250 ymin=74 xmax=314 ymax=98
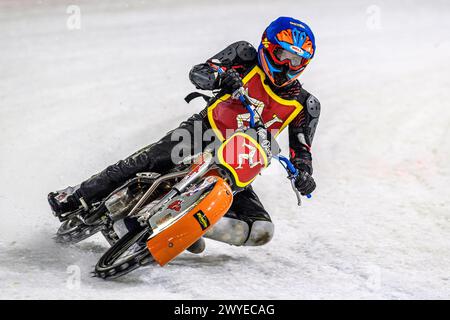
xmin=258 ymin=17 xmax=316 ymax=87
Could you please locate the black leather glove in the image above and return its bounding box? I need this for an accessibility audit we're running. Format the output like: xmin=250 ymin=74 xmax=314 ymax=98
xmin=217 ymin=69 xmax=243 ymax=93
xmin=292 ymin=157 xmax=316 ymax=195
xmin=294 ymin=170 xmax=316 ymax=196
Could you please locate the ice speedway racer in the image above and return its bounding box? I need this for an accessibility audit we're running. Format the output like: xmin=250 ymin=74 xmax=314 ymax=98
xmin=52 ymin=66 xmax=311 ymax=279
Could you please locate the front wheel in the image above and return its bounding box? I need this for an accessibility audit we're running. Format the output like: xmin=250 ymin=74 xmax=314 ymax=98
xmin=94 ymin=227 xmax=154 ymax=279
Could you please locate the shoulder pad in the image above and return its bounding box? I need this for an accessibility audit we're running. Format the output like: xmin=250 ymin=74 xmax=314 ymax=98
xmin=235 ymin=41 xmax=257 ymax=62
xmin=212 ymin=41 xmax=257 ymax=65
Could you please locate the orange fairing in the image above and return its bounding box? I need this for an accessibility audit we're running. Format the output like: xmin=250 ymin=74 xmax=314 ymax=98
xmin=146 ymin=177 xmax=233 ymax=266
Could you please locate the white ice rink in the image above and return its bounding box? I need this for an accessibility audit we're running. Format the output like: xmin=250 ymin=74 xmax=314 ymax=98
xmin=0 ymin=0 xmax=449 ymax=299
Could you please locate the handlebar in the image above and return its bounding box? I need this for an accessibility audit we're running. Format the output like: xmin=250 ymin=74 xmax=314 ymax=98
xmin=216 ymin=66 xmax=311 ymax=206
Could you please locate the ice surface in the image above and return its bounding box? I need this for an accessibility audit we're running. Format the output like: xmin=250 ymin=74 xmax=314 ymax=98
xmin=0 ymin=0 xmax=449 ymax=299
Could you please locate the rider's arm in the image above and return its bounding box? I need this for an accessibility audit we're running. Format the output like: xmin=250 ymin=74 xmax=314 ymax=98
xmin=288 ymin=88 xmax=321 ymax=175
xmin=189 ymin=41 xmax=257 ymax=91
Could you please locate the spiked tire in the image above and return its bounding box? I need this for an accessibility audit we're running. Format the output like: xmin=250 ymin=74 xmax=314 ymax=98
xmin=94 ymin=227 xmax=153 ymax=279
xmin=55 ymin=216 xmax=104 ymax=244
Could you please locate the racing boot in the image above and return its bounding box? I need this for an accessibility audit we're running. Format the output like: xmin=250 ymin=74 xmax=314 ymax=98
xmin=48 ymin=185 xmax=87 ymax=221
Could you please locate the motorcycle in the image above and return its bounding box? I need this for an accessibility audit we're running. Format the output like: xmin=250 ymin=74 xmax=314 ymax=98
xmin=52 ymin=67 xmax=309 ymax=279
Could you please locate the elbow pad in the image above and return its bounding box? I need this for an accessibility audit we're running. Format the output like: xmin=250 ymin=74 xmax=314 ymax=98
xmin=304 ymin=94 xmax=321 ymax=144
xmin=189 ymin=64 xmax=217 ymax=90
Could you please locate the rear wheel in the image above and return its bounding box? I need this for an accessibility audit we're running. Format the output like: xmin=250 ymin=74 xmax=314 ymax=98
xmin=94 ymin=227 xmax=153 ymax=279
xmin=55 ymin=216 xmax=104 ymax=244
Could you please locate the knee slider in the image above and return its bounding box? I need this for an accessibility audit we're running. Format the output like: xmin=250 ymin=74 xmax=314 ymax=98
xmin=244 ymin=221 xmax=274 ymax=246
xmin=204 ymin=217 xmax=249 ymax=246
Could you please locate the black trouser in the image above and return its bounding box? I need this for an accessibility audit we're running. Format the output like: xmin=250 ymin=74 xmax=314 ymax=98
xmin=78 ymin=114 xmax=271 ymax=226
xmin=79 ymin=114 xmax=207 ymax=204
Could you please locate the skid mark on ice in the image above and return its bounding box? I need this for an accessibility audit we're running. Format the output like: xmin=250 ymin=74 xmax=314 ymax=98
xmin=169 ymin=252 xmax=251 ymax=267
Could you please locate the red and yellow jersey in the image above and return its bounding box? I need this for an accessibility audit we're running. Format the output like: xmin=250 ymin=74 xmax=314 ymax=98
xmin=206 ymin=66 xmax=304 ymax=142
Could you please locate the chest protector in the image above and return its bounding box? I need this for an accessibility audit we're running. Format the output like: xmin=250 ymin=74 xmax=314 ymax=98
xmin=207 ymin=66 xmax=303 ymax=141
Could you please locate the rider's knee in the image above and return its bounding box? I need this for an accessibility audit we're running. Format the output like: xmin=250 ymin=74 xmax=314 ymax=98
xmin=244 ymin=220 xmax=274 ymax=246
xmin=204 ymin=217 xmax=250 ymax=246
xmin=204 ymin=217 xmax=274 ymax=246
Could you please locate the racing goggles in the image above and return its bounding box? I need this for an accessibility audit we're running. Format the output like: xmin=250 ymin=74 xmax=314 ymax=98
xmin=271 ymin=46 xmax=308 ymax=71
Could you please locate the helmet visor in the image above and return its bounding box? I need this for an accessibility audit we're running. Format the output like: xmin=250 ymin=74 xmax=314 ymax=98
xmin=273 ymin=47 xmax=305 ymax=69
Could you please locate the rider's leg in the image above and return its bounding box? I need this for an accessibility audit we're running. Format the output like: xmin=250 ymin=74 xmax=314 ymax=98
xmin=204 ymin=186 xmax=274 ymax=246
xmin=48 ymin=114 xmax=209 ymax=214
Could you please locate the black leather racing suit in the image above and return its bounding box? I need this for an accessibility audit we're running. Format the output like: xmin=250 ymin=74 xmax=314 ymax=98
xmin=77 ymin=41 xmax=321 ymax=246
